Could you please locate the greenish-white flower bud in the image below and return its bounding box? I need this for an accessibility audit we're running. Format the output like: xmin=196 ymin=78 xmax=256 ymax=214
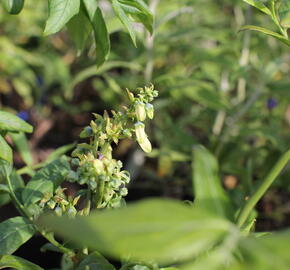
xmin=145 ymin=103 xmax=154 ymax=119
xmin=135 ymin=102 xmax=146 ymax=121
xmin=134 ymin=122 xmax=152 ymax=153
xmin=55 ymin=206 xmax=62 ymax=216
xmin=67 ymin=206 xmax=77 ymax=218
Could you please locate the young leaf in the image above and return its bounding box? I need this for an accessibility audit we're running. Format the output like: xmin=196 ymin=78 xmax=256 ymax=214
xmin=44 ymin=0 xmax=80 ymax=35
xmin=22 ymin=156 xmax=70 ymax=207
xmin=83 ymin=0 xmax=110 ymax=66
xmin=0 ymin=217 xmax=35 ymax=255
xmin=192 ymin=145 xmax=233 ymax=220
xmin=10 ymin=132 xmax=33 ymax=166
xmin=67 ymin=4 xmax=92 ymax=52
xmin=0 ymin=111 xmax=33 ymax=133
xmin=76 ymin=252 xmax=115 ymax=270
xmin=112 ymin=0 xmax=137 ymax=46
xmin=0 ymin=135 xmax=12 ymax=164
xmin=243 ymin=0 xmax=271 ymax=15
xmin=40 ymin=199 xmax=232 ymax=264
xmin=0 ymin=255 xmax=43 ymax=270
xmin=240 ymin=25 xmax=290 ymax=46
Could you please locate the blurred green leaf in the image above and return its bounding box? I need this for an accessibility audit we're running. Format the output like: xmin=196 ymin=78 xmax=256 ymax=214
xmin=83 ymin=1 xmax=110 ymax=66
xmin=192 ymin=145 xmax=233 ymax=220
xmin=40 ymin=199 xmax=231 ymax=264
xmin=279 ymin=1 xmax=290 ymax=28
xmin=112 ymin=0 xmax=137 ymax=46
xmin=67 ymin=4 xmax=92 ymax=52
xmin=243 ymin=0 xmax=271 ymax=15
xmin=119 ymin=0 xmax=153 ymax=34
xmin=10 ymin=132 xmax=33 ymax=166
xmin=0 ymin=111 xmax=33 ymax=133
xmin=0 ymin=135 xmax=12 ymax=164
xmin=240 ymin=25 xmax=290 ymax=46
xmin=0 ymin=217 xmax=35 ymax=255
xmin=44 ymin=0 xmax=80 ymax=35
xmin=0 ymin=255 xmax=43 ymax=270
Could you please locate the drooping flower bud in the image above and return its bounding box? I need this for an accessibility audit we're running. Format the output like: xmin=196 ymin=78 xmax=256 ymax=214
xmin=134 ymin=122 xmax=152 ymax=153
xmin=126 ymin=89 xmax=135 ymax=101
xmin=135 ymin=102 xmax=146 ymax=121
xmin=145 ymin=103 xmax=154 ymax=119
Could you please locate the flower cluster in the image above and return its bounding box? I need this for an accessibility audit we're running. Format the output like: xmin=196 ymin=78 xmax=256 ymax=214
xmin=64 ymin=85 xmax=158 ymax=210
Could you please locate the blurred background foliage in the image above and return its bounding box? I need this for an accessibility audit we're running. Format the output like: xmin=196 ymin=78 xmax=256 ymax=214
xmin=1 ymin=0 xmax=290 ymax=230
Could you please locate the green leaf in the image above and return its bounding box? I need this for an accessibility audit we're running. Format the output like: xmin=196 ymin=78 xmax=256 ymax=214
xmin=0 ymin=217 xmax=35 ymax=255
xmin=119 ymin=0 xmax=153 ymax=34
xmin=0 ymin=135 xmax=12 ymax=164
xmin=83 ymin=1 xmax=110 ymax=66
xmin=44 ymin=0 xmax=81 ymax=35
xmin=0 ymin=111 xmax=33 ymax=133
xmin=112 ymin=0 xmax=137 ymax=46
xmin=237 ymin=231 xmax=290 ymax=269
xmin=192 ymin=145 xmax=233 ymax=220
xmin=76 ymin=252 xmax=115 ymax=270
xmin=22 ymin=156 xmax=70 ymax=207
xmin=240 ymin=25 xmax=290 ymax=46
xmin=242 ymin=0 xmax=271 ymax=15
xmin=3 ymin=0 xmax=24 ymax=15
xmin=40 ymin=199 xmax=232 ymax=264
xmin=0 ymin=255 xmax=43 ymax=270
xmin=10 ymin=132 xmax=33 ymax=166
xmin=279 ymin=1 xmax=290 ymax=28
xmin=67 ymin=4 xmax=92 ymax=52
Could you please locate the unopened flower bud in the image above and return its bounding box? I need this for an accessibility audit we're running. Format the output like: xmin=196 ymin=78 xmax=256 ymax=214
xmin=135 ymin=102 xmax=146 ymax=121
xmin=134 ymin=122 xmax=152 ymax=153
xmin=93 ymin=159 xmax=104 ymax=174
xmin=145 ymin=103 xmax=154 ymax=119
xmin=67 ymin=206 xmax=77 ymax=218
xmin=126 ymin=89 xmax=135 ymax=101
xmin=55 ymin=206 xmax=62 ymax=216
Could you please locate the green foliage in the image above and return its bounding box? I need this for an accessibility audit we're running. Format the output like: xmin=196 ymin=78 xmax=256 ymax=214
xmin=0 ymin=217 xmax=35 ymax=255
xmin=192 ymin=145 xmax=233 ymax=220
xmin=0 ymin=255 xmax=43 ymax=270
xmin=1 ymin=0 xmax=290 ymax=269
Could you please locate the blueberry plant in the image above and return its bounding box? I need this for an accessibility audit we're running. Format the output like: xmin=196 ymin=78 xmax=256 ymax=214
xmin=1 ymin=0 xmax=290 ymax=270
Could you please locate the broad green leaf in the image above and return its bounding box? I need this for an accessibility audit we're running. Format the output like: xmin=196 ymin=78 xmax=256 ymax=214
xmin=44 ymin=0 xmax=80 ymax=35
xmin=0 ymin=135 xmax=12 ymax=164
xmin=22 ymin=156 xmax=70 ymax=207
xmin=112 ymin=0 xmax=137 ymax=46
xmin=119 ymin=0 xmax=153 ymax=34
xmin=0 ymin=217 xmax=35 ymax=255
xmin=83 ymin=1 xmax=110 ymax=66
xmin=242 ymin=0 xmax=271 ymax=15
xmin=0 ymin=111 xmax=33 ymax=133
xmin=67 ymin=4 xmax=92 ymax=52
xmin=10 ymin=132 xmax=33 ymax=166
xmin=76 ymin=252 xmax=115 ymax=270
xmin=40 ymin=199 xmax=231 ymax=264
xmin=240 ymin=25 xmax=290 ymax=46
xmin=192 ymin=145 xmax=233 ymax=220
xmin=236 ymin=231 xmax=290 ymax=270
xmin=0 ymin=255 xmax=43 ymax=270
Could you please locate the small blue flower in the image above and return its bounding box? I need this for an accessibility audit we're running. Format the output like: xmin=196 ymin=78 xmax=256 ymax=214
xmin=267 ymin=98 xmax=278 ymax=110
xmin=17 ymin=111 xmax=29 ymax=121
